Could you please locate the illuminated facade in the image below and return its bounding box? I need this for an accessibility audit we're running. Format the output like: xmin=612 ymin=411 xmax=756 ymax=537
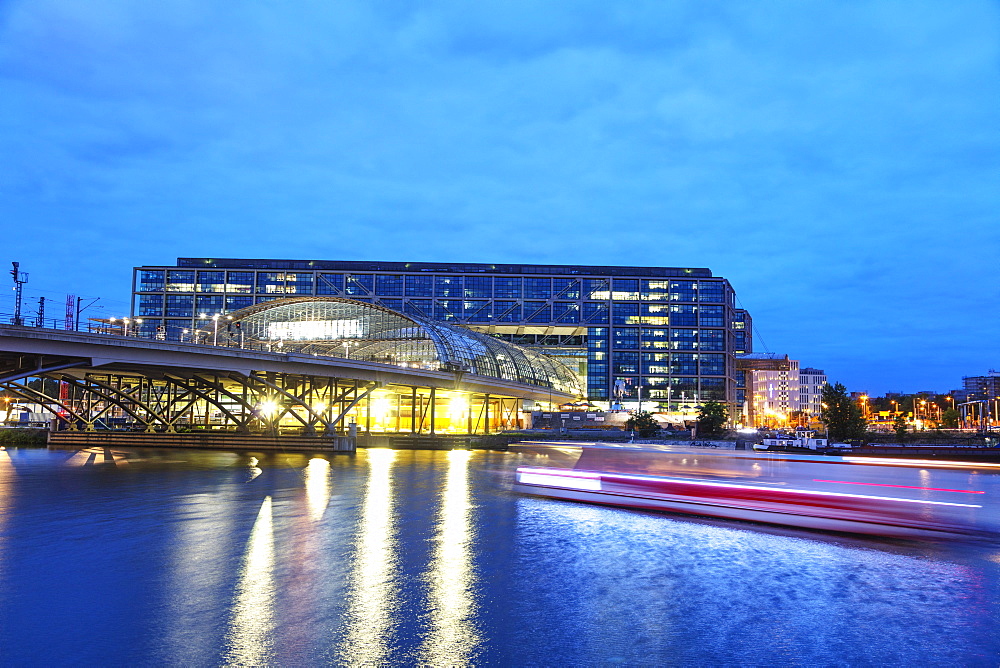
xmin=132 ymin=258 xmax=751 ymax=416
xmin=736 ymin=353 xmax=800 ymax=428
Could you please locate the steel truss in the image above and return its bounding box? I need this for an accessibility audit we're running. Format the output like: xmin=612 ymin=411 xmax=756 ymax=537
xmin=0 ymin=368 xmax=381 ymax=435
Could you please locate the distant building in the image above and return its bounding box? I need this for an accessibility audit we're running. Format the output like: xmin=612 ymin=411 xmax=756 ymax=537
xmin=736 ymin=353 xmax=800 ymax=428
xmin=799 ymin=367 xmax=827 ymax=420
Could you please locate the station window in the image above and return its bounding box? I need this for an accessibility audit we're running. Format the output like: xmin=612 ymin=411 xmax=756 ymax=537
xmin=165 ymin=271 xmax=195 ymax=293
xmin=465 ymin=300 xmax=491 ymax=322
xmin=553 ymin=302 xmax=580 ymax=323
xmin=669 ymin=281 xmax=697 ymax=302
xmin=226 ymin=272 xmax=255 ymax=294
xmin=553 ymin=278 xmax=580 ymax=299
xmin=583 ymin=278 xmax=610 ymax=300
xmin=671 ymin=353 xmax=698 ymax=375
xmin=138 ymin=294 xmax=163 ymax=316
xmin=494 ymin=277 xmax=521 ymax=298
xmin=612 ymin=327 xmax=639 ymax=349
xmin=612 ymin=302 xmax=639 ymax=325
xmin=583 ymin=302 xmax=609 ymax=324
xmin=196 ymin=271 xmax=226 ymax=293
xmin=670 ymin=304 xmax=698 ymax=326
xmin=699 ymin=305 xmax=724 ymax=327
xmin=699 ymin=282 xmax=725 ymax=303
xmin=165 ymin=295 xmax=194 ymax=317
xmin=641 ymin=280 xmax=670 ymax=301
xmin=494 ymin=301 xmax=521 ymax=322
xmin=434 ymin=299 xmax=462 ymax=320
xmin=524 ymin=278 xmax=551 ymax=299
xmin=699 ymin=353 xmax=726 ymax=375
xmin=525 ymin=302 xmax=551 ymax=323
xmin=464 ymin=276 xmax=491 ymax=299
xmin=405 ymin=275 xmax=433 ymax=297
xmin=700 ymin=330 xmax=725 ymax=351
xmin=435 ymin=276 xmax=463 ymax=298
xmin=138 ymin=270 xmax=165 ymax=292
xmin=375 ymin=275 xmax=404 ymax=296
xmin=345 ymin=274 xmax=372 ymax=296
xmin=316 ymin=273 xmax=343 ymax=295
xmin=404 ymin=299 xmax=432 ymax=318
xmin=226 ymin=295 xmax=253 ymax=311
xmin=612 ymin=279 xmax=639 ymax=301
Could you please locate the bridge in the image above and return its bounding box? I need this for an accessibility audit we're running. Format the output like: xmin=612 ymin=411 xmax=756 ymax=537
xmin=0 ymin=320 xmax=575 ymax=450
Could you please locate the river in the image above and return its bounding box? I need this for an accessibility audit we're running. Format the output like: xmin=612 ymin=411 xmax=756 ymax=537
xmin=1 ymin=445 xmax=998 ymax=666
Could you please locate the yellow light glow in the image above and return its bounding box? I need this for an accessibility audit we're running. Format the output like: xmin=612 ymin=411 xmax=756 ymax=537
xmin=340 ymin=449 xmax=396 ymax=665
xmin=224 ymin=496 xmax=275 ymax=665
xmin=312 ymin=402 xmax=327 ymax=414
xmin=258 ymin=400 xmax=279 ymax=418
xmin=371 ymin=395 xmax=391 ymax=421
xmin=304 ymin=457 xmax=331 ymax=521
xmin=448 ymin=396 xmax=469 ymax=421
xmin=421 ymin=448 xmax=479 ymax=663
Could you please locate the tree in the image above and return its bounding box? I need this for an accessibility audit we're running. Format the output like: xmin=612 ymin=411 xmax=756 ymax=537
xmin=697 ymin=401 xmax=728 ymax=436
xmin=941 ymin=408 xmax=960 ymax=429
xmin=893 ymin=414 xmax=908 ymax=442
xmin=821 ymin=382 xmax=868 ymax=442
xmin=625 ymin=410 xmax=660 ymax=438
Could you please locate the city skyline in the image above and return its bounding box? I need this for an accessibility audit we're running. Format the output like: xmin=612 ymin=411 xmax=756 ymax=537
xmin=2 ymin=2 xmax=998 ymax=395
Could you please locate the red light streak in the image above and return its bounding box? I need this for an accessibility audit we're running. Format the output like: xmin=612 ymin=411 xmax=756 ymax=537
xmin=813 ymin=479 xmax=983 ymax=494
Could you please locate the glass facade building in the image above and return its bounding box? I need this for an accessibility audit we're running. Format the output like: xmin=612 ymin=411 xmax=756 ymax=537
xmin=132 ymin=259 xmax=752 ymax=415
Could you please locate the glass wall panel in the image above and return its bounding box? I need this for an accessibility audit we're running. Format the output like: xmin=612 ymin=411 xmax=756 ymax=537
xmin=405 ymin=275 xmax=433 ymax=297
xmin=612 ymin=279 xmax=639 ymax=300
xmin=464 ymin=276 xmax=491 ymax=299
xmin=465 ymin=300 xmax=491 ymax=322
xmin=613 ymin=327 xmax=639 ymax=349
xmin=197 ymin=271 xmax=226 ymax=293
xmin=405 ymin=299 xmax=433 ymax=318
xmin=166 ymin=270 xmax=195 ymax=293
xmin=434 ymin=300 xmax=462 ymax=320
xmin=670 ymin=304 xmax=698 ymax=326
xmin=138 ymin=294 xmax=163 ymax=316
xmin=434 ymin=276 xmax=462 ymax=297
xmin=583 ymin=302 xmax=609 ymax=324
xmin=641 ymin=279 xmax=670 ymax=301
xmin=553 ymin=278 xmax=580 ymax=299
xmin=196 ymin=295 xmax=224 ymax=313
xmin=345 ymin=274 xmax=373 ymax=296
xmin=494 ymin=301 xmax=521 ymax=322
xmin=525 ymin=302 xmax=551 ymax=323
xmin=226 ymin=272 xmax=255 ymax=294
xmin=583 ymin=278 xmax=610 ymax=300
xmin=226 ymin=295 xmax=253 ymax=311
xmin=699 ymin=305 xmax=724 ymax=326
xmin=375 ymin=275 xmax=404 ymax=296
xmin=699 ymin=353 xmax=726 ymax=375
xmin=553 ymin=302 xmax=580 ymax=323
xmin=699 ymin=281 xmax=725 ymax=302
xmin=165 ymin=295 xmax=194 ymax=317
xmin=316 ymin=273 xmax=343 ymax=295
xmin=138 ymin=270 xmax=165 ymax=292
xmin=524 ymin=278 xmax=551 ymax=299
xmin=669 ymin=281 xmax=697 ymax=302
xmin=700 ymin=329 xmax=725 ymax=351
xmin=494 ymin=277 xmax=521 ymax=298
xmin=612 ymin=302 xmax=639 ymax=325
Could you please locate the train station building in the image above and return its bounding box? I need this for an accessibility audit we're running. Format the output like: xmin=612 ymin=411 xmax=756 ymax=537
xmin=131 ymin=258 xmax=752 ymax=417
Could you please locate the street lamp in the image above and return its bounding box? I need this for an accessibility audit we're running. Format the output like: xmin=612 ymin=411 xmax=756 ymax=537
xmin=212 ymin=314 xmax=220 ymax=346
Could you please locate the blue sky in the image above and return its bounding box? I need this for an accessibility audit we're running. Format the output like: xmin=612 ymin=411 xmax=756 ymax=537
xmin=1 ymin=1 xmax=998 ymax=395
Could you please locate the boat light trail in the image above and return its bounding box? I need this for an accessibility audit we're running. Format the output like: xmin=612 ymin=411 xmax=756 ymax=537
xmin=813 ymin=480 xmax=984 ymax=494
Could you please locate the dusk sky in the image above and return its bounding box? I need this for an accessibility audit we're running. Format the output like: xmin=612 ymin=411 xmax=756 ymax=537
xmin=2 ymin=1 xmax=998 ymax=396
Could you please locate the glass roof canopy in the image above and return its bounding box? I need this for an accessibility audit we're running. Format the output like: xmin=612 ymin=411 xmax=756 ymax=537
xmin=229 ymin=297 xmax=581 ymax=395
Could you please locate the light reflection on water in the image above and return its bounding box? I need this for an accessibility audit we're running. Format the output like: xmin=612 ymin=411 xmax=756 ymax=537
xmin=421 ymin=449 xmax=480 ymax=665
xmin=339 ymin=448 xmax=397 ymax=666
xmin=224 ymin=496 xmax=276 ymax=666
xmin=0 ymin=447 xmax=997 ymax=665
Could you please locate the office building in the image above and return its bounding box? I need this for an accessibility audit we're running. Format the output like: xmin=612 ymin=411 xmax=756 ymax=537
xmin=132 ymin=258 xmax=752 ymax=416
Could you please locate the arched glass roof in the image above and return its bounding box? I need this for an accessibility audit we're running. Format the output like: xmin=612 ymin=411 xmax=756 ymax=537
xmin=228 ymin=297 xmax=581 ymax=395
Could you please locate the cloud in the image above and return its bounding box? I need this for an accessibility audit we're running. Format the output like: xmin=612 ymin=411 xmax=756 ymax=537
xmin=1 ymin=0 xmax=998 ymax=393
